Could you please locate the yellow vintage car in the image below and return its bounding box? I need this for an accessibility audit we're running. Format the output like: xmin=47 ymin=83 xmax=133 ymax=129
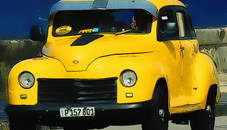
xmin=6 ymin=0 xmax=220 ymax=130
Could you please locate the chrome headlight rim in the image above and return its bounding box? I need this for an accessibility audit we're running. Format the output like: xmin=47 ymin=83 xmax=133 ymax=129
xmin=18 ymin=71 xmax=35 ymax=89
xmin=120 ymin=70 xmax=137 ymax=87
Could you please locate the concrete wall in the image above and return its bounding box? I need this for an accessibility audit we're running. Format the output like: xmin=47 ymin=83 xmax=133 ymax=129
xmin=217 ymin=47 xmax=227 ymax=73
xmin=196 ymin=28 xmax=227 ymax=45
xmin=196 ymin=28 xmax=227 ymax=73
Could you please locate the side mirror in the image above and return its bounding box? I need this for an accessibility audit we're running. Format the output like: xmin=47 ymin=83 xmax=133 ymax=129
xmin=30 ymin=26 xmax=45 ymax=42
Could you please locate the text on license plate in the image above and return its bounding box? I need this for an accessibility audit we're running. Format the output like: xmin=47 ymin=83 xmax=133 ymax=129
xmin=60 ymin=107 xmax=95 ymax=117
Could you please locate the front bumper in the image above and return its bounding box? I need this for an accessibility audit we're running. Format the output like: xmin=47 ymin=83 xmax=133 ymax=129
xmin=6 ymin=101 xmax=153 ymax=127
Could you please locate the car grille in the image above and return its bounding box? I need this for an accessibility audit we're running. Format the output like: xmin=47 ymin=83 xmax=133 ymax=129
xmin=38 ymin=78 xmax=117 ymax=104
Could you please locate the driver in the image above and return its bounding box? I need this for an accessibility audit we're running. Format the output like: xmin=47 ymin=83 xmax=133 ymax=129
xmin=131 ymin=10 xmax=150 ymax=32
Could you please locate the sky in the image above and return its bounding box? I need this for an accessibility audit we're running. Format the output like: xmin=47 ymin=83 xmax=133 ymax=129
xmin=0 ymin=0 xmax=227 ymax=39
xmin=183 ymin=0 xmax=227 ymax=28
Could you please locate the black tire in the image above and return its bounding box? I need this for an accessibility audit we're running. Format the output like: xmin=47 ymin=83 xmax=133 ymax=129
xmin=8 ymin=115 xmax=36 ymax=130
xmin=63 ymin=125 xmax=88 ymax=130
xmin=190 ymin=89 xmax=216 ymax=130
xmin=142 ymin=81 xmax=169 ymax=130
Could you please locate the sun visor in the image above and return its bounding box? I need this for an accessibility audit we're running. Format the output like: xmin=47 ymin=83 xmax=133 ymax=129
xmin=50 ymin=0 xmax=158 ymax=18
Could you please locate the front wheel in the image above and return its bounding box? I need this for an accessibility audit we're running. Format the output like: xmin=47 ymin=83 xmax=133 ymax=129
xmin=63 ymin=124 xmax=88 ymax=130
xmin=190 ymin=89 xmax=216 ymax=130
xmin=142 ymin=81 xmax=169 ymax=130
xmin=8 ymin=115 xmax=37 ymax=130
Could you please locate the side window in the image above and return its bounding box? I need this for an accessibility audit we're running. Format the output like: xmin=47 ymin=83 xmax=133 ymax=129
xmin=157 ymin=8 xmax=179 ymax=41
xmin=157 ymin=6 xmax=196 ymax=41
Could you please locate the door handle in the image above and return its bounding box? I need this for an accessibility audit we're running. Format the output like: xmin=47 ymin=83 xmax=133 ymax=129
xmin=180 ymin=46 xmax=184 ymax=51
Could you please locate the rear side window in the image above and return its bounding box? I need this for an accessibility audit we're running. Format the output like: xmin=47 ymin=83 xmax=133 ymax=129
xmin=176 ymin=12 xmax=185 ymax=38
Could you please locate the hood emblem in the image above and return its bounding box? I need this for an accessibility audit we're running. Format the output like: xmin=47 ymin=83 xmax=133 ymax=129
xmin=73 ymin=59 xmax=79 ymax=64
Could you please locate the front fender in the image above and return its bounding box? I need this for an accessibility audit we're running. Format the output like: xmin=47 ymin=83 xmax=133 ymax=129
xmin=8 ymin=56 xmax=67 ymax=105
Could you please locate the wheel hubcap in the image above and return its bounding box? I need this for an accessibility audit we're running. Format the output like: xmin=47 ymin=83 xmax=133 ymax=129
xmin=159 ymin=109 xmax=165 ymax=121
xmin=206 ymin=105 xmax=211 ymax=112
xmin=206 ymin=105 xmax=213 ymax=118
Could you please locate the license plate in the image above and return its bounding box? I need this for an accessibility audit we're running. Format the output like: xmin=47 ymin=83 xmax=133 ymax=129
xmin=60 ymin=107 xmax=95 ymax=117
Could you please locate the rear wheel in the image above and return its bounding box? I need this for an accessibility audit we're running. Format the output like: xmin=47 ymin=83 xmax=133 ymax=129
xmin=142 ymin=81 xmax=169 ymax=130
xmin=190 ymin=89 xmax=216 ymax=130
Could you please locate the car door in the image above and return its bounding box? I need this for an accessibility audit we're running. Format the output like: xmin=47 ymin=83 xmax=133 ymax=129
xmin=175 ymin=7 xmax=198 ymax=103
xmin=157 ymin=6 xmax=186 ymax=107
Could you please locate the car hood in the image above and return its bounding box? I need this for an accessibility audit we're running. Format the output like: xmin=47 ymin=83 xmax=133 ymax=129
xmin=43 ymin=34 xmax=154 ymax=71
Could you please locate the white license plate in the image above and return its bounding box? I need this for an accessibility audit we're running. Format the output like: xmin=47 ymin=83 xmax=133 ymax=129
xmin=60 ymin=107 xmax=95 ymax=117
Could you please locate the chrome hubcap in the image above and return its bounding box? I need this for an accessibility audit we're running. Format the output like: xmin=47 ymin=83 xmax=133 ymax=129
xmin=206 ymin=105 xmax=213 ymax=118
xmin=206 ymin=105 xmax=211 ymax=112
xmin=159 ymin=109 xmax=165 ymax=121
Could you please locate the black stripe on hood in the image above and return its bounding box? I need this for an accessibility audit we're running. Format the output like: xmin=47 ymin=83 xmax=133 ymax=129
xmin=71 ymin=35 xmax=104 ymax=46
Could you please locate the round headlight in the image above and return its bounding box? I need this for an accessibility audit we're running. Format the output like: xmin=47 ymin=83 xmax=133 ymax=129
xmin=120 ymin=70 xmax=137 ymax=87
xmin=19 ymin=72 xmax=35 ymax=89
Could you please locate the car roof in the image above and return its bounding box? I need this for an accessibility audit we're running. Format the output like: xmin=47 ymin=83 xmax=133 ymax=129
xmin=50 ymin=0 xmax=158 ymax=17
xmin=50 ymin=0 xmax=185 ymax=18
xmin=148 ymin=0 xmax=185 ymax=10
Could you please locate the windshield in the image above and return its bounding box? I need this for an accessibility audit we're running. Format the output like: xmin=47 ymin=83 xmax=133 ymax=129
xmin=52 ymin=9 xmax=153 ymax=37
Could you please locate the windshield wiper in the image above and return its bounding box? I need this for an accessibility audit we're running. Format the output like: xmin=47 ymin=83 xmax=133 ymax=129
xmin=114 ymin=29 xmax=135 ymax=36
